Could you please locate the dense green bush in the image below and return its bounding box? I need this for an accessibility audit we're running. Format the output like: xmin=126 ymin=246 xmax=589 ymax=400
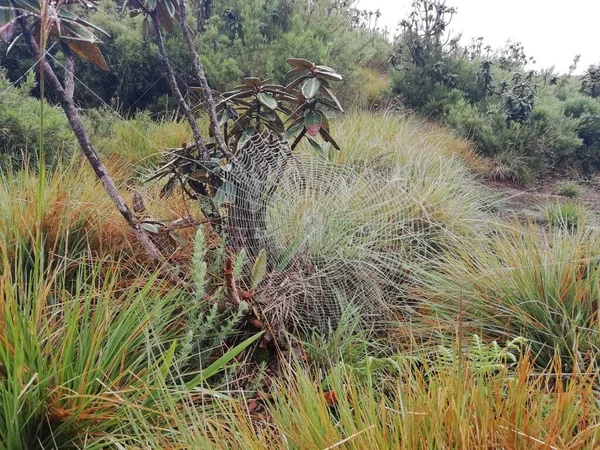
xmin=389 ymin=0 xmax=600 ymax=179
xmin=0 ymin=71 xmax=76 ymax=171
xmin=1 ymin=0 xmax=390 ymax=113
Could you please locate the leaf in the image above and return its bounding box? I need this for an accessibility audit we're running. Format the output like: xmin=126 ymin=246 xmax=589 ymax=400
xmin=65 ymin=39 xmax=108 ymax=71
xmin=156 ymin=0 xmax=173 ymax=32
xmin=286 ymin=57 xmax=314 ymax=70
xmin=129 ymin=9 xmax=142 ymax=17
xmin=0 ymin=19 xmax=16 ymax=43
xmin=319 ymin=126 xmax=340 ymax=151
xmin=141 ymin=222 xmax=160 ymax=233
xmin=285 ymin=66 xmax=308 ymax=78
xmin=283 ymin=122 xmax=304 ymax=140
xmin=257 ymin=92 xmax=278 ymax=110
xmin=319 ymin=85 xmax=344 ymax=112
xmin=146 ymin=0 xmax=157 ymax=10
xmin=233 ymin=248 xmax=247 ymax=278
xmin=214 ymin=180 xmax=236 ymax=208
xmin=160 ymin=176 xmax=177 ymax=198
xmin=257 ymin=110 xmax=276 ymax=122
xmin=315 ymin=64 xmax=337 ymax=73
xmin=159 ymin=340 xmax=177 ymax=378
xmin=242 ymin=77 xmax=262 ymax=88
xmin=304 ymin=111 xmax=322 ymax=137
xmin=218 ymin=107 xmax=231 ymax=126
xmin=168 ymin=230 xmax=187 ymax=246
xmin=307 ymin=136 xmax=325 ymax=157
xmin=163 ymin=0 xmax=175 ymax=17
xmin=142 ymin=16 xmax=150 ymax=40
xmin=5 ymin=31 xmax=22 ymax=54
xmin=251 ymin=249 xmax=267 ymax=290
xmin=301 ymin=77 xmax=321 ymax=99
xmin=314 ymin=70 xmax=343 ymax=82
xmin=237 ymin=127 xmax=255 ymax=152
xmin=185 ymin=332 xmax=263 ymax=390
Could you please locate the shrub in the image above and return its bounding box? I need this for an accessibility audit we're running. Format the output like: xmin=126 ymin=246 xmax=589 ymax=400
xmin=0 ymin=71 xmax=76 ymax=171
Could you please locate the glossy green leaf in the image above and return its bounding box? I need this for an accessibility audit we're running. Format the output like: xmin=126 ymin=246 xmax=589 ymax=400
xmin=164 ymin=0 xmax=175 ymax=17
xmin=319 ymin=85 xmax=344 ymax=112
xmin=237 ymin=127 xmax=255 ymax=152
xmin=257 ymin=92 xmax=278 ymax=110
xmin=283 ymin=122 xmax=304 ymax=141
xmin=301 ymin=77 xmax=321 ymax=99
xmin=286 ymin=57 xmax=314 ymax=69
xmin=314 ymin=69 xmax=343 ymax=81
xmin=214 ymin=180 xmax=237 ymax=208
xmin=218 ymin=107 xmax=231 ymax=126
xmin=304 ymin=111 xmax=322 ymax=137
xmin=141 ymin=222 xmax=160 ymax=233
xmin=307 ymin=136 xmax=325 ymax=157
xmin=319 ymin=126 xmax=341 ymax=151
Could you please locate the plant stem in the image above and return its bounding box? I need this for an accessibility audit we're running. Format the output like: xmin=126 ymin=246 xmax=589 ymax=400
xmin=15 ymin=11 xmax=181 ymax=283
xmin=176 ymin=0 xmax=232 ymax=158
xmin=149 ymin=10 xmax=210 ymax=161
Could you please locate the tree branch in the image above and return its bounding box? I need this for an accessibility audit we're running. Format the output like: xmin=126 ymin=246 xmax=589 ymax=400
xmin=149 ymin=9 xmax=211 ymax=161
xmin=15 ymin=11 xmax=182 ymax=284
xmin=176 ymin=0 xmax=232 ymax=159
xmin=61 ymin=42 xmax=75 ymax=101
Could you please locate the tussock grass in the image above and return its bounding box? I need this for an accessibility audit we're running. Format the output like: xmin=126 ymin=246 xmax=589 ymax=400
xmin=415 ymin=224 xmax=600 ymax=369
xmin=544 ymin=201 xmax=586 ymax=231
xmin=264 ymin=113 xmax=495 ymax=331
xmin=0 ymin=165 xmax=132 ymax=276
xmin=110 ymin=350 xmax=600 ymax=449
xmin=0 ymin=252 xmax=186 ymax=448
xmin=326 ymin=111 xmax=491 ymax=176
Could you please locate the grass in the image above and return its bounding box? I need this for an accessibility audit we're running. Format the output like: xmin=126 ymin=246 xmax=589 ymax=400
xmin=263 ymin=113 xmax=495 ymax=332
xmin=108 ymin=348 xmax=600 ymax=449
xmin=2 ymin=109 xmax=600 ymax=447
xmin=415 ymin=224 xmax=600 ymax=369
xmin=544 ymin=201 xmax=586 ymax=231
xmin=558 ymin=182 xmax=581 ymax=198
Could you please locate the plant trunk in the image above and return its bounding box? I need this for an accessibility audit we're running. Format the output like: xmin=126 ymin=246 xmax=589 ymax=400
xmin=149 ymin=10 xmax=210 ymax=161
xmin=177 ymin=0 xmax=231 ymax=158
xmin=16 ymin=14 xmax=180 ymax=282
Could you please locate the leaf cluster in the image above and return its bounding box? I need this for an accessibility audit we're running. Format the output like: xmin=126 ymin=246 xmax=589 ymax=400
xmin=0 ymin=0 xmax=110 ymax=70
xmin=152 ymin=57 xmax=344 ymax=204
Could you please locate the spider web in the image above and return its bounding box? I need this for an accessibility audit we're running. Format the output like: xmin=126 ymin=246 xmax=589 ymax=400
xmin=224 ymin=130 xmax=424 ymax=333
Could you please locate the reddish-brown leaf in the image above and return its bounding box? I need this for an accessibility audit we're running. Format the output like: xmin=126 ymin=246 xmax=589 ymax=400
xmin=66 ymin=39 xmax=108 ymax=71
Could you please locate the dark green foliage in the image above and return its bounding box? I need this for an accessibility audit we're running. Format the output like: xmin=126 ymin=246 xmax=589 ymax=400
xmin=390 ymin=0 xmax=600 ymax=178
xmin=0 ymin=0 xmax=390 ymax=113
xmin=0 ymin=71 xmax=76 ymax=170
xmin=580 ymin=64 xmax=600 ymax=98
xmin=153 ymin=58 xmax=344 ymax=205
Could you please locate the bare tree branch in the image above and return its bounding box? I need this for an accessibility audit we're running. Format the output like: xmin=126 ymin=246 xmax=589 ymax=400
xmin=14 ymin=9 xmax=182 ymax=284
xmin=177 ymin=0 xmax=232 ymax=159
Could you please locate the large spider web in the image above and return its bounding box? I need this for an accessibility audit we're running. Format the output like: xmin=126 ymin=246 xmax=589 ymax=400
xmin=222 ymin=130 xmax=432 ymax=333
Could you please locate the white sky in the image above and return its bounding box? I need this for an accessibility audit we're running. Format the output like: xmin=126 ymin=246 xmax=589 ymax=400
xmin=360 ymin=0 xmax=599 ymax=74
